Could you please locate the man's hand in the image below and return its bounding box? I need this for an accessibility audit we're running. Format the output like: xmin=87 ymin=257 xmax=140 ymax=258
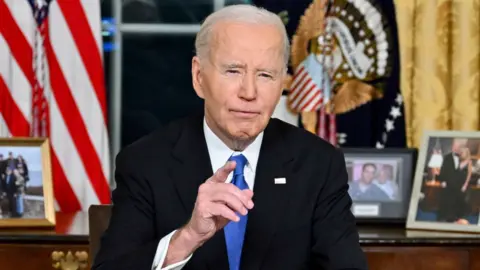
xmin=163 ymin=161 xmax=254 ymax=267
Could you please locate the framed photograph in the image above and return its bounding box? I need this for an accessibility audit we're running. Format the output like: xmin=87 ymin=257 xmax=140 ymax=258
xmin=0 ymin=137 xmax=55 ymax=228
xmin=407 ymin=131 xmax=480 ymax=233
xmin=341 ymin=148 xmax=417 ymax=224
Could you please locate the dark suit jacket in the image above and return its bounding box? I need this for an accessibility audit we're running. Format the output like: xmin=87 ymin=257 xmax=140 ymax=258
xmin=93 ymin=113 xmax=367 ymax=270
xmin=0 ymin=160 xmax=6 ymax=175
xmin=438 ymin=153 xmax=461 ymax=188
xmin=1 ymin=173 xmax=17 ymax=195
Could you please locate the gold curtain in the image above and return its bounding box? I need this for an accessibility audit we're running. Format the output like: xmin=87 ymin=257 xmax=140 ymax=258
xmin=394 ymin=0 xmax=480 ymax=148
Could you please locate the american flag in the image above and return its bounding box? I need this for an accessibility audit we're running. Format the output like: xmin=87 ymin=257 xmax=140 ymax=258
xmin=288 ymin=53 xmax=329 ymax=112
xmin=0 ymin=0 xmax=110 ymax=212
xmin=288 ymin=52 xmax=337 ymax=145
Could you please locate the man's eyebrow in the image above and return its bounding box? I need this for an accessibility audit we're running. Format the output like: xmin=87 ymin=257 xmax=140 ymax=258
xmin=219 ymin=63 xmax=280 ymax=75
xmin=220 ymin=63 xmax=246 ymax=69
xmin=257 ymin=68 xmax=279 ymax=74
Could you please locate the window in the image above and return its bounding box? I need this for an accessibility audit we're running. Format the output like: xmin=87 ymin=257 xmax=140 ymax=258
xmin=122 ymin=0 xmax=213 ymax=24
xmin=121 ymin=35 xmax=203 ymax=146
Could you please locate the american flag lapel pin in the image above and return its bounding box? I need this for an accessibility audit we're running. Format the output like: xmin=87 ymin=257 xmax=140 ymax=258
xmin=274 ymin=177 xmax=286 ymax=184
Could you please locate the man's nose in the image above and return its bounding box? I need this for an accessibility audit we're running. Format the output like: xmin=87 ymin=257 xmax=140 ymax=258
xmin=239 ymin=74 xmax=257 ymax=101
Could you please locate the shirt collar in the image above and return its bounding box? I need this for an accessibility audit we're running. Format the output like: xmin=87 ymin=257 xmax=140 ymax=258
xmin=203 ymin=118 xmax=263 ymax=173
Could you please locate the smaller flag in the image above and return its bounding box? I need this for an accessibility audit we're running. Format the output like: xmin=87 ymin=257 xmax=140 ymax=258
xmin=287 ymin=53 xmax=330 ymax=112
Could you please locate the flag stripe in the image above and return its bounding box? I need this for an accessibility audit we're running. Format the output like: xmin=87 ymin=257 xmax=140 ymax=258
xmin=295 ymin=85 xmax=316 ymax=110
xmin=302 ymin=92 xmax=322 ymax=111
xmin=290 ymin=66 xmax=306 ymax=90
xmin=291 ymin=81 xmax=313 ymax=109
xmin=56 ymin=0 xmax=107 ymax=124
xmin=0 ymin=76 xmax=30 ymax=136
xmin=44 ymin=25 xmax=110 ymax=204
xmin=289 ymin=68 xmax=307 ymax=96
xmin=49 ymin=2 xmax=110 ymax=179
xmin=54 ymin=211 xmax=78 ymax=234
xmin=290 ymin=77 xmax=312 ymax=104
xmin=50 ymin=148 xmax=82 ymax=212
xmin=0 ymin=114 xmax=10 ymax=137
xmin=49 ymin=96 xmax=99 ymax=210
xmin=0 ymin=35 xmax=32 ymax=123
xmin=312 ymin=97 xmax=324 ymax=111
xmin=4 ymin=0 xmax=35 ymax=46
xmin=79 ymin=0 xmax=102 ymax=54
xmin=0 ymin=0 xmax=34 ymax=86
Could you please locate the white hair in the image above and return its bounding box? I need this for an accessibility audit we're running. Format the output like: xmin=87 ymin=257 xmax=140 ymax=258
xmin=195 ymin=4 xmax=290 ymax=70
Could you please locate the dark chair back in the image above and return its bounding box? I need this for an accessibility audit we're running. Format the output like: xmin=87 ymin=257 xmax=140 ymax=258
xmin=88 ymin=204 xmax=112 ymax=265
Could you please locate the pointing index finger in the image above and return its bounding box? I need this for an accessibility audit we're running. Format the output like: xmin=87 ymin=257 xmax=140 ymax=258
xmin=212 ymin=161 xmax=236 ymax=183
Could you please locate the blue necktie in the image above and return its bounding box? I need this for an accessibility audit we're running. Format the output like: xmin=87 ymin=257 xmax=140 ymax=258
xmin=224 ymin=154 xmax=248 ymax=270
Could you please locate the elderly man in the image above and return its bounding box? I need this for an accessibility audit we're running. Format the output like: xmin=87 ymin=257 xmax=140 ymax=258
xmin=93 ymin=4 xmax=367 ymax=270
xmin=437 ymin=138 xmax=469 ymax=222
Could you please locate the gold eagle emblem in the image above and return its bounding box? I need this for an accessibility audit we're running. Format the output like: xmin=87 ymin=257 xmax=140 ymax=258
xmin=287 ymin=0 xmax=393 ymax=115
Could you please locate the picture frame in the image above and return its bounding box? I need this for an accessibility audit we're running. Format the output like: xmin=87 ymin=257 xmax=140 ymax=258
xmin=340 ymin=147 xmax=417 ymax=224
xmin=0 ymin=137 xmax=55 ymax=228
xmin=407 ymin=131 xmax=480 ymax=233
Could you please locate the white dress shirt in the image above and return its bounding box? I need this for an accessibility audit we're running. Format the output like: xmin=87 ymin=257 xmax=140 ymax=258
xmin=453 ymin=153 xmax=459 ymax=169
xmin=151 ymin=118 xmax=264 ymax=270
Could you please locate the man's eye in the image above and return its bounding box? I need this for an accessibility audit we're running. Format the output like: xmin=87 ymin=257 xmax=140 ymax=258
xmin=226 ymin=69 xmax=240 ymax=74
xmin=260 ymin=73 xmax=273 ymax=78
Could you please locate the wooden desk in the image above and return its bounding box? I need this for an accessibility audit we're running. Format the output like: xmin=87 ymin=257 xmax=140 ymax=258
xmin=360 ymin=226 xmax=480 ymax=270
xmin=1 ymin=212 xmax=480 ymax=269
xmin=0 ymin=212 xmax=89 ymax=270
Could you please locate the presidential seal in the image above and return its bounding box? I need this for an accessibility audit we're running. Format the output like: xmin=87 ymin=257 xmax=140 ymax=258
xmin=287 ymin=0 xmax=394 ymax=137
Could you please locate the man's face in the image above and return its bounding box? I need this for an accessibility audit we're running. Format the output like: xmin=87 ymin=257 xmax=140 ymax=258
xmin=192 ymin=22 xmax=285 ymax=142
xmin=452 ymin=139 xmax=467 ymax=153
xmin=378 ymin=169 xmax=390 ymax=183
xmin=5 ymin=169 xmax=11 ymax=175
xmin=361 ymin=165 xmax=376 ymax=184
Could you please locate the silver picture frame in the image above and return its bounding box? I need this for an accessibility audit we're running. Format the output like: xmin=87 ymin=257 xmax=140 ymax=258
xmin=407 ymin=131 xmax=480 ymax=233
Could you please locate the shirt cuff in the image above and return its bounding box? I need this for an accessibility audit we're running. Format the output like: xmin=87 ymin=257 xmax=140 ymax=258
xmin=152 ymin=230 xmax=193 ymax=270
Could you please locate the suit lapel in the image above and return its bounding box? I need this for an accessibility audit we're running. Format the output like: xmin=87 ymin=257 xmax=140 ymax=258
xmin=169 ymin=114 xmax=212 ymax=215
xmin=240 ymin=120 xmax=294 ymax=270
xmin=168 ymin=114 xmax=229 ymax=270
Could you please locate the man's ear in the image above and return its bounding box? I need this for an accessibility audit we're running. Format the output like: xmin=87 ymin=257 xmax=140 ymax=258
xmin=192 ymin=56 xmax=204 ymax=99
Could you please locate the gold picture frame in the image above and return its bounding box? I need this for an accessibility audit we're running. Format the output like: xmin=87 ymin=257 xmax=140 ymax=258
xmin=0 ymin=137 xmax=55 ymax=228
xmin=407 ymin=131 xmax=480 ymax=233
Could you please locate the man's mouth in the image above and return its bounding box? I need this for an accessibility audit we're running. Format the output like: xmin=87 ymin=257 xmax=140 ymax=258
xmin=229 ymin=109 xmax=260 ymax=118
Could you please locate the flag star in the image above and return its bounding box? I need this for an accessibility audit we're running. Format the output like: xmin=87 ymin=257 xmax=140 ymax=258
xmin=385 ymin=119 xmax=395 ymax=131
xmin=395 ymin=94 xmax=403 ymax=105
xmin=376 ymin=142 xmax=385 ymax=149
xmin=390 ymin=106 xmax=402 ymax=118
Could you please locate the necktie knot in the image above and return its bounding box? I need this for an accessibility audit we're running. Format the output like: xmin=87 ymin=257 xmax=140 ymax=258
xmin=228 ymin=154 xmax=247 ymax=177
